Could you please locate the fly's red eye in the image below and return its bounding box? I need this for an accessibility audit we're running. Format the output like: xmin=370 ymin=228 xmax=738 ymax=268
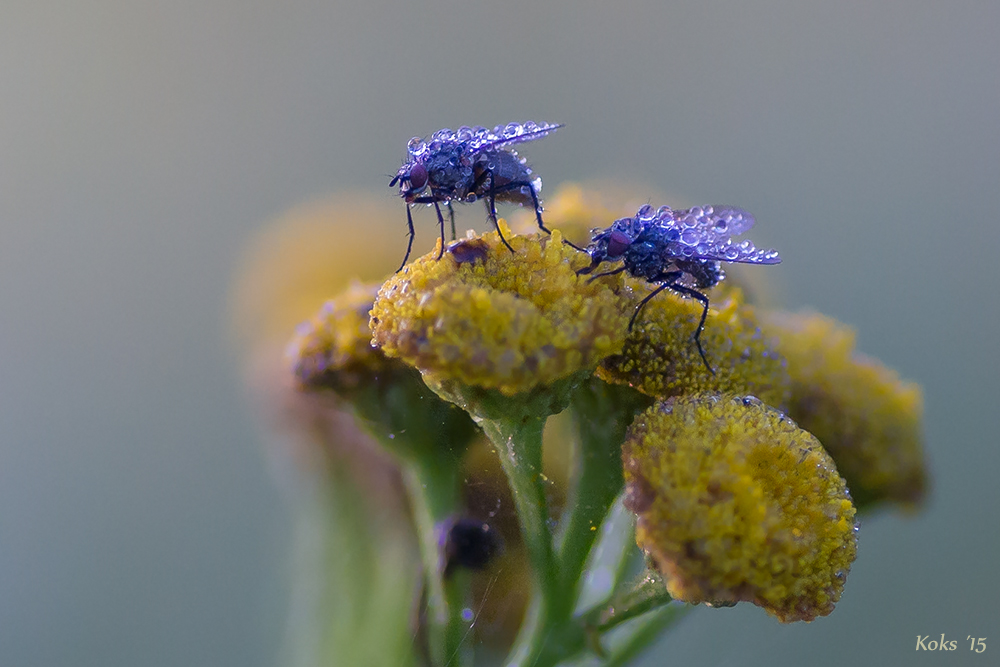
xmin=408 ymin=163 xmax=428 ymax=191
xmin=607 ymin=230 xmax=631 ymax=257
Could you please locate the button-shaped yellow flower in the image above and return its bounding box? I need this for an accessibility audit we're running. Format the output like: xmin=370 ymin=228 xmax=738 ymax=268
xmin=763 ymin=311 xmax=927 ymax=509
xmin=597 ymin=282 xmax=791 ymax=409
xmin=370 ymin=224 xmax=632 ymax=396
xmin=289 ymin=281 xmax=395 ymax=391
xmin=623 ymin=393 xmax=858 ymax=623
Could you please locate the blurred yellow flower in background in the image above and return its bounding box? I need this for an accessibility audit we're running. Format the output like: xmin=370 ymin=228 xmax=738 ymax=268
xmin=764 ymin=311 xmax=927 ymax=510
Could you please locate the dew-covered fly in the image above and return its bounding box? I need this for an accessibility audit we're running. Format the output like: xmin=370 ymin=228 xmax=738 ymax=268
xmin=579 ymin=204 xmax=781 ymax=373
xmin=390 ymin=121 xmax=562 ymax=271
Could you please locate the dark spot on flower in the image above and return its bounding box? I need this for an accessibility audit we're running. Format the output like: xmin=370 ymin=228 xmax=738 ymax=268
xmin=448 ymin=238 xmax=490 ymax=265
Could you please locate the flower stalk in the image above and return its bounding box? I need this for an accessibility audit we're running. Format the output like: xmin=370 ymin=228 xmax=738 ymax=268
xmin=424 ymin=376 xmax=587 ymax=667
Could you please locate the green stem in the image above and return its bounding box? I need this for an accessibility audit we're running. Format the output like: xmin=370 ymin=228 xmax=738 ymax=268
xmin=572 ymin=495 xmax=639 ymax=615
xmin=402 ymin=455 xmax=471 ymax=667
xmin=481 ymin=417 xmax=558 ymax=599
xmin=586 ymin=574 xmax=677 ymax=633
xmin=419 ymin=374 xmax=658 ymax=667
xmin=559 ymin=379 xmax=648 ymax=592
xmin=345 ymin=370 xmax=479 ymax=666
xmin=481 ymin=414 xmax=587 ymax=667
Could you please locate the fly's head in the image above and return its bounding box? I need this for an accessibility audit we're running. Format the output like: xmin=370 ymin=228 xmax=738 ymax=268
xmin=389 ymin=158 xmax=429 ymax=202
xmin=579 ymin=215 xmax=641 ymax=274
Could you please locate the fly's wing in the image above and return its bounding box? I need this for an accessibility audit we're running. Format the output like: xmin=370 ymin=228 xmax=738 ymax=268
xmin=672 ymin=240 xmax=782 ymax=265
xmin=666 ymin=206 xmax=780 ymax=265
xmin=672 ymin=206 xmax=757 ymax=240
xmin=467 ymin=122 xmax=564 ymax=152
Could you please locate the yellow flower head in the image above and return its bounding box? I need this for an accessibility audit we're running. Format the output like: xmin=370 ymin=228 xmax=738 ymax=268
xmin=597 ymin=282 xmax=791 ymax=409
xmin=624 ymin=393 xmax=858 ymax=623
xmin=288 ymin=281 xmax=396 ymax=392
xmin=763 ymin=312 xmax=928 ymax=509
xmin=370 ymin=223 xmax=632 ymax=396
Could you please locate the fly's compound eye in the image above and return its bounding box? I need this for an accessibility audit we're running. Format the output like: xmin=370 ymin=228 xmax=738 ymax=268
xmin=606 ymin=230 xmax=632 ymax=258
xmin=408 ymin=163 xmax=428 ymax=192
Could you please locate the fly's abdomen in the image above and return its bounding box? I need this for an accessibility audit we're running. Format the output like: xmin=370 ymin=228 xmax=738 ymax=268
xmin=474 ymin=150 xmax=536 ymax=205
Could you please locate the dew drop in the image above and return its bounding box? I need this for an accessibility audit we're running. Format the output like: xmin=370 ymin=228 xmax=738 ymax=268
xmin=407 ymin=137 xmax=426 ymax=156
xmin=680 ymin=229 xmax=700 ymax=245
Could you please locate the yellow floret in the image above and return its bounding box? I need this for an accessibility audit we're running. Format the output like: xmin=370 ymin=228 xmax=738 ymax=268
xmin=762 ymin=312 xmax=928 ymax=509
xmin=370 ymin=223 xmax=632 ymax=396
xmin=623 ymin=393 xmax=858 ymax=623
xmin=597 ymin=281 xmax=791 ymax=409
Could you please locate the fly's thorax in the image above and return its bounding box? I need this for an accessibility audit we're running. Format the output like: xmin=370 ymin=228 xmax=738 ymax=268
xmin=623 ymin=240 xmax=669 ymax=281
xmin=422 ymin=144 xmax=475 ymax=197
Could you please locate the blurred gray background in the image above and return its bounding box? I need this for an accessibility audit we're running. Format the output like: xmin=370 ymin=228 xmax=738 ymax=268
xmin=2 ymin=1 xmax=998 ymax=665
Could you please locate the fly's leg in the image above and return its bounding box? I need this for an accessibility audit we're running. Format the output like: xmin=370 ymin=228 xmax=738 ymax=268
xmin=491 ymin=178 xmax=584 ymax=251
xmin=396 ymin=204 xmax=417 ymax=272
xmin=663 ymin=282 xmax=715 ymax=376
xmin=446 ymin=201 xmax=457 ymax=241
xmin=433 ymin=200 xmax=447 ymax=260
xmin=401 ymin=195 xmax=451 ymax=265
xmin=479 ymin=169 xmax=516 ymax=253
xmin=628 ymin=282 xmax=674 ymax=331
xmin=584 ymin=266 xmax=626 ymax=283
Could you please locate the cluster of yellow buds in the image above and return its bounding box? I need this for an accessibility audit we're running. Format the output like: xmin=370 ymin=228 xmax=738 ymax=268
xmin=266 ymin=184 xmax=927 ymax=666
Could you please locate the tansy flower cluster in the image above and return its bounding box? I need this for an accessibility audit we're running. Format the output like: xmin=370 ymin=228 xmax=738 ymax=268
xmin=278 ymin=183 xmax=927 ymax=667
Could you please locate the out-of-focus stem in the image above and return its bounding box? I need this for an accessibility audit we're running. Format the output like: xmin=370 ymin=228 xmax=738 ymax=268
xmin=402 ymin=453 xmax=471 ymax=667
